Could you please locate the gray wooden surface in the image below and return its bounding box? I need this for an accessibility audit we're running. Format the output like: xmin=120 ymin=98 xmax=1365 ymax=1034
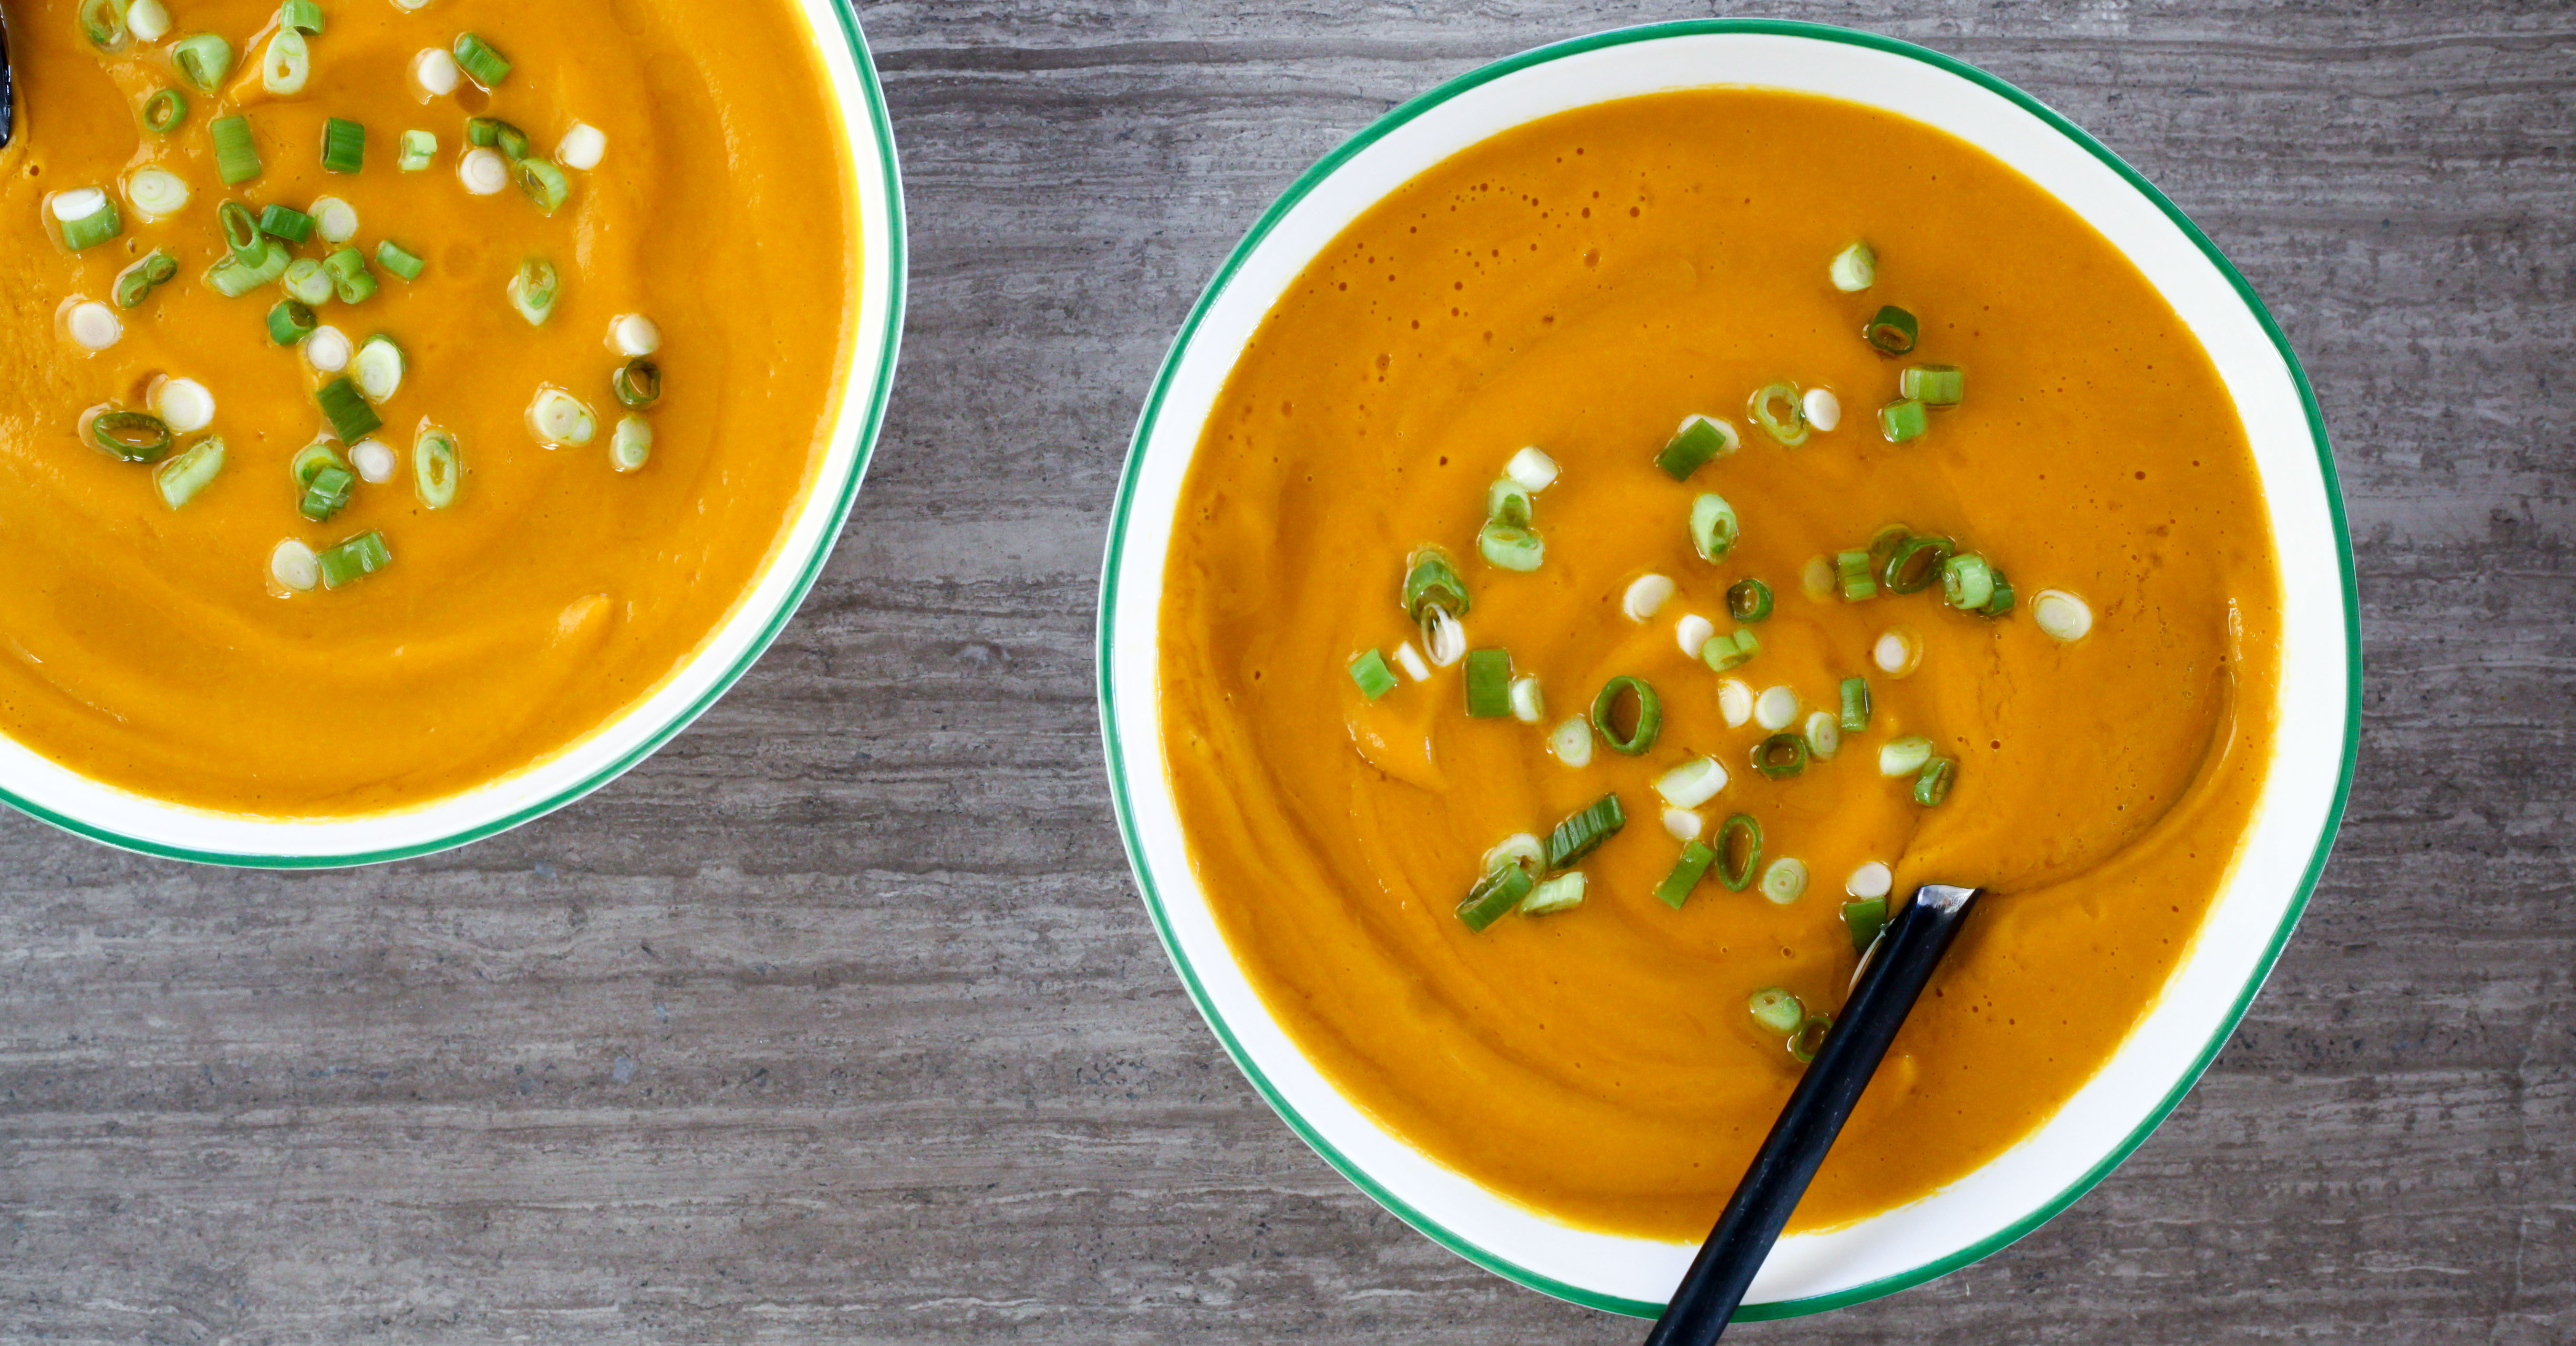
xmin=2 ymin=2 xmax=2568 ymax=1341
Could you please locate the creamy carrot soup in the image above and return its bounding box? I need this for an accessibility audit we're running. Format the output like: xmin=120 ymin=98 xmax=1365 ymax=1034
xmin=1 ymin=0 xmax=854 ymax=816
xmin=1160 ymin=90 xmax=2281 ymax=1238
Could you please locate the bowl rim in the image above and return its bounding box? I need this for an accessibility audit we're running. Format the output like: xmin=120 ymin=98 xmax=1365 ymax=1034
xmin=1096 ymin=17 xmax=2358 ymax=1322
xmin=0 ymin=0 xmax=909 ymax=869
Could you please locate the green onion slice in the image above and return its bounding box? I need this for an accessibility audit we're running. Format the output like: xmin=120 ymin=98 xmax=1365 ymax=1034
xmin=1789 ymin=1014 xmax=1834 ymax=1064
xmin=528 ymin=387 xmax=598 ymax=446
xmin=1942 ymin=552 xmax=1996 ymax=611
xmin=1982 ymin=570 xmax=2017 ymax=618
xmin=1748 ymin=986 xmax=1804 ymax=1035
xmin=299 ymin=464 xmax=356 ymax=522
xmin=90 ymin=411 xmax=173 ymax=462
xmin=1902 ymin=363 xmax=1966 ymax=406
xmin=1841 ymin=897 xmax=1889 ymax=953
xmin=1913 ymin=757 xmax=1957 ymax=808
xmin=612 ymin=358 xmax=662 ymax=410
xmin=398 ymin=129 xmax=437 ymax=172
xmin=1588 ymin=676 xmax=1661 ymax=755
xmin=315 ymin=377 xmax=382 ymax=442
xmin=1688 ymin=492 xmax=1738 ymax=562
xmin=517 ymin=158 xmax=570 ymax=213
xmin=1879 ymin=397 xmax=1930 ymax=444
xmin=79 ymin=0 xmax=128 ymax=49
xmin=1726 ymin=578 xmax=1774 ymax=623
xmin=1879 ymin=735 xmax=1935 ymax=778
xmin=1699 ymin=628 xmax=1759 ymax=673
xmin=466 ymin=116 xmax=503 ymax=148
xmin=1865 ymin=305 xmax=1919 ymax=354
xmin=1477 ymin=520 xmax=1543 ymax=572
xmin=1656 ymin=414 xmax=1737 ymax=480
xmin=1544 ymin=794 xmax=1626 ymax=870
xmin=509 ymin=258 xmax=559 ymax=325
xmin=317 ymin=530 xmax=393 ymax=589
xmin=323 ymin=247 xmax=377 ymax=304
xmin=259 ymin=203 xmax=314 ymax=244
xmin=377 ymin=240 xmax=427 ymax=282
xmin=1463 ymin=649 xmax=1513 ymax=718
xmin=1747 ymin=382 xmax=1810 ymax=447
xmin=290 ymin=439 xmax=349 ymax=487
xmin=1519 ymin=871 xmax=1588 ymax=917
xmin=414 ymin=426 xmax=462 ymax=509
xmin=1716 ymin=813 xmax=1762 ymax=890
xmin=1402 ymin=545 xmax=1471 ymax=621
xmin=1456 ymin=862 xmax=1534 ymax=932
xmin=1828 ymin=241 xmax=1876 ymax=292
xmin=1883 ymin=535 xmax=1954 ymax=594
xmin=154 ymin=435 xmax=227 ymax=509
xmin=321 ymin=118 xmax=366 ymax=174
xmin=282 ymin=0 xmax=325 ymax=33
xmin=56 ymin=192 xmax=123 ymax=251
xmin=496 ymin=122 xmax=532 ymax=160
xmin=266 ymin=300 xmax=317 ymax=345
xmin=1655 ymin=841 xmax=1717 ymax=911
xmin=1485 ymin=475 xmax=1532 ymax=528
xmin=1839 ymin=677 xmax=1871 ymax=734
xmin=1760 ymin=857 xmax=1809 ymax=905
xmin=218 ymin=200 xmax=261 ymax=260
xmin=453 ymin=33 xmax=513 ymax=87
xmin=281 ymin=258 xmax=333 ymax=305
xmin=259 ymin=28 xmax=310 ymax=95
xmin=173 ymin=34 xmax=235 ymax=92
xmin=1834 ymin=549 xmax=1877 ymax=601
xmin=204 ymin=240 xmax=288 ymax=297
xmin=1752 ymin=732 xmax=1809 ymax=780
xmin=352 ymin=335 xmax=405 ymax=403
xmin=210 ymin=114 xmax=261 ymax=186
xmin=609 ymin=417 xmax=653 ymax=473
xmin=114 ymin=254 xmax=171 ymax=309
xmin=1348 ymin=648 xmax=1397 ymax=700
xmin=142 ymin=88 xmax=189 ymax=134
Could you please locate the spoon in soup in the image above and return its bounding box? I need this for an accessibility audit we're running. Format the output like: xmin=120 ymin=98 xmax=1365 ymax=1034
xmin=1644 ymin=652 xmax=2243 ymax=1344
xmin=1 ymin=4 xmax=15 ymax=149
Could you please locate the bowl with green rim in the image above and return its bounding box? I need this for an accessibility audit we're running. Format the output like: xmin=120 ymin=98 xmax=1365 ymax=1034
xmin=0 ymin=0 xmax=905 ymax=869
xmin=1097 ymin=19 xmax=2355 ymax=1319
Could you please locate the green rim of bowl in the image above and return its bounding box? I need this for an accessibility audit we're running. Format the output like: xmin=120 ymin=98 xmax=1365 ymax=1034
xmin=1096 ymin=17 xmax=2358 ymax=1323
xmin=0 ymin=1 xmax=909 ymax=870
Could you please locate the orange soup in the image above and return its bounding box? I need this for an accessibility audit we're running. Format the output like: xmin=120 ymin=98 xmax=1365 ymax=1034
xmin=1159 ymin=89 xmax=2280 ymax=1238
xmin=0 ymin=0 xmax=855 ymax=816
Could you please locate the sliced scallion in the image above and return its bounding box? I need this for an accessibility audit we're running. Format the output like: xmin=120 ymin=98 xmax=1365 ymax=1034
xmin=281 ymin=0 xmax=325 ymax=33
xmin=310 ymin=196 xmax=358 ymax=243
xmin=1543 ymin=794 xmax=1626 ymax=870
xmin=1716 ymin=813 xmax=1761 ymax=890
xmin=203 ymin=240 xmax=287 ymax=297
xmin=1519 ymin=871 xmax=1586 ymax=917
xmin=1688 ymin=492 xmax=1738 ymax=561
xmin=154 ymin=435 xmax=226 ymax=509
xmin=150 ymin=376 xmax=214 ymax=433
xmin=269 ymin=538 xmax=320 ymax=592
xmin=317 ymin=530 xmax=393 ymax=589
xmin=89 ymin=410 xmax=173 ymax=462
xmin=1716 ymin=677 xmax=1752 ymax=727
xmin=1846 ymin=861 xmax=1894 ymax=900
xmin=1747 ymin=382 xmax=1809 ymax=447
xmin=1873 ymin=627 xmax=1923 ymax=677
xmin=1760 ymin=857 xmax=1809 ymax=906
xmin=259 ymin=202 xmax=314 ymax=244
xmin=1419 ymin=606 xmax=1465 ymax=667
xmin=1828 ymin=241 xmax=1876 ymax=292
xmin=1463 ymin=649 xmax=1512 ymax=718
xmin=1456 ymin=862 xmax=1534 ymax=932
xmin=217 ymin=200 xmax=261 ymax=260
xmin=1914 ymin=756 xmax=1957 ymax=807
xmin=1790 ymin=1015 xmax=1834 ymax=1064
xmin=414 ymin=425 xmax=461 ymax=508
xmin=517 ymin=157 xmax=570 ymax=213
xmin=1942 ymin=552 xmax=1996 ymax=611
xmin=1803 ymin=710 xmax=1841 ymax=761
xmin=315 ymin=376 xmax=382 ymax=441
xmin=1504 ymin=445 xmax=1558 ymax=492
xmin=1752 ymin=732 xmax=1808 ymax=780
xmin=1879 ymin=397 xmax=1929 ymax=444
xmin=1839 ymin=677 xmax=1872 ymax=734
xmin=174 ymin=34 xmax=235 ymax=92
xmin=281 ymin=258 xmax=332 ymax=305
xmin=261 ymin=28 xmax=310 ymax=96
xmin=54 ymin=190 xmax=123 ymax=251
xmin=322 ymin=247 xmax=377 ymax=304
xmin=352 ymin=335 xmax=405 ymax=402
xmin=612 ymin=359 xmax=662 ymax=409
xmin=1655 ymin=841 xmax=1718 ymax=910
xmin=1753 ymin=684 xmax=1799 ymax=732
xmin=1902 ymin=363 xmax=1965 ymax=406
xmin=1588 ymin=676 xmax=1661 ymax=755
xmin=1865 ymin=305 xmax=1918 ymax=355
xmin=508 ymin=258 xmax=559 ymax=325
xmin=1879 ymin=735 xmax=1935 ymax=778
xmin=452 ymin=32 xmax=513 ymax=87
xmin=291 ymin=440 xmax=350 ymax=488
xmin=1835 ymin=550 xmax=1877 ymax=601
xmin=1348 ymin=648 xmax=1397 ymax=700
xmin=267 ymin=299 xmax=317 ymax=344
xmin=1508 ymin=676 xmax=1543 ymax=725
xmin=376 ymin=240 xmax=427 ymax=282
xmin=398 ymin=129 xmax=437 ymax=172
xmin=79 ymin=0 xmax=128 ymax=50
xmin=1983 ymin=570 xmax=2017 ymax=618
xmin=557 ymin=122 xmax=608 ymax=171
xmin=1477 ymin=520 xmax=1543 ymax=572
xmin=299 ymin=464 xmax=356 ymax=521
xmin=1749 ymin=987 xmax=1804 ymax=1035
xmin=1485 ymin=476 xmax=1531 ymax=528
xmin=210 ymin=114 xmax=261 ymax=185
xmin=1402 ymin=545 xmax=1470 ymax=622
xmin=458 ymin=147 xmax=510 ymax=195
xmin=1726 ymin=578 xmax=1773 ymax=623
xmin=466 ymin=116 xmax=503 ymax=149
xmin=1549 ymin=716 xmax=1593 ymax=767
xmin=1622 ymin=573 xmax=1675 ymax=622
xmin=1699 ymin=628 xmax=1759 ymax=673
xmin=320 ymin=118 xmax=365 ymax=174
xmin=1656 ymin=414 xmax=1738 ymax=480
xmin=1842 ymin=897 xmax=1889 ymax=952
xmin=609 ymin=416 xmax=654 ymax=474
xmin=142 ymin=88 xmax=189 ymax=135
xmin=2034 ymin=589 xmax=2094 ymax=642
xmin=1654 ymin=756 xmax=1728 ymax=810
xmin=526 ymin=386 xmax=597 ymax=446
xmin=113 ymin=258 xmax=158 ymax=309
xmin=1883 ymin=535 xmax=1953 ymax=594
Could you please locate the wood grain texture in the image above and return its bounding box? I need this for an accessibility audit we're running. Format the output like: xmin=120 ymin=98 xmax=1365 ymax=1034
xmin=2 ymin=2 xmax=2569 ymax=1341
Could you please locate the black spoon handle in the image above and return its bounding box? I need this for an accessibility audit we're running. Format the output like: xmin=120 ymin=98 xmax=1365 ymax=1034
xmin=1643 ymin=883 xmax=1984 ymax=1346
xmin=1 ymin=3 xmax=15 ymax=150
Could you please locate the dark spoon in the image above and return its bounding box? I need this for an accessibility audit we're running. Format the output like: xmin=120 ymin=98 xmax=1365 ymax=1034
xmin=1 ymin=3 xmax=15 ymax=149
xmin=1642 ymin=883 xmax=1981 ymax=1344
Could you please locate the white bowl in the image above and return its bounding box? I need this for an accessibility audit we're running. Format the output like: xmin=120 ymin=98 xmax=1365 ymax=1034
xmin=0 ymin=0 xmax=907 ymax=869
xmin=1099 ymin=19 xmax=2356 ymax=1321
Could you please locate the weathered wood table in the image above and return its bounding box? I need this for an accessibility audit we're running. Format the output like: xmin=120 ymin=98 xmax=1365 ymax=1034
xmin=3 ymin=3 xmax=2566 ymax=1341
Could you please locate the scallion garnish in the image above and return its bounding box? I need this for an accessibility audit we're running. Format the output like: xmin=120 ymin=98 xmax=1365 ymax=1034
xmin=1879 ymin=397 xmax=1929 ymax=443
xmin=89 ymin=411 xmax=173 ymax=462
xmin=609 ymin=416 xmax=653 ymax=472
xmin=1828 ymin=241 xmax=1876 ymax=292
xmin=1348 ymin=648 xmax=1397 ymax=700
xmin=398 ymin=129 xmax=437 ymax=172
xmin=210 ymin=114 xmax=261 ymax=186
xmin=465 ymin=117 xmax=503 ymax=149
xmin=1726 ymin=578 xmax=1773 ymax=623
xmin=317 ymin=530 xmax=393 ymax=589
xmin=1879 ymin=735 xmax=1934 ymax=778
xmin=1519 ymin=872 xmax=1587 ymax=917
xmin=321 ymin=118 xmax=366 ymax=175
xmin=414 ymin=425 xmax=461 ymax=508
xmin=1789 ymin=1014 xmax=1834 ymax=1064
xmin=526 ymin=386 xmax=598 ymax=446
xmin=1504 ymin=445 xmax=1558 ymax=491
xmin=2035 ymin=589 xmax=2093 ymax=642
xmin=370 ymin=240 xmax=424 ymax=282
xmin=1752 ymin=733 xmax=1808 ymax=780
xmin=113 ymin=258 xmax=158 ymax=309
xmin=1803 ymin=711 xmax=1841 ymax=761
xmin=1653 ymin=756 xmax=1728 ymax=809
xmin=204 ymin=241 xmax=288 ymax=297
xmin=173 ymin=33 xmax=233 ymax=91
xmin=1549 ymin=716 xmax=1593 ymax=767
xmin=1841 ymin=897 xmax=1889 ymax=952
xmin=142 ymin=88 xmax=189 ymax=135
xmin=1982 ymin=569 xmax=2017 ymax=618
xmin=299 ymin=465 xmax=357 ymax=522
xmin=1655 ymin=841 xmax=1718 ymax=910
xmin=1865 ymin=304 xmax=1918 ymax=354
xmin=52 ymin=188 xmax=123 ymax=250
xmin=153 ymin=436 xmax=226 ymax=509
xmin=1477 ymin=520 xmax=1544 ymax=572
xmin=612 ymin=358 xmax=662 ymax=409
xmin=1748 ymin=987 xmax=1804 ymax=1035
xmin=517 ymin=158 xmax=570 ymax=213
xmin=1403 ymin=546 xmax=1471 ymax=621
xmin=323 ymin=248 xmax=377 ymax=304
xmin=279 ymin=258 xmax=331 ymax=305
xmin=1486 ymin=476 xmax=1532 ymax=529
xmin=78 ymin=0 xmax=127 ymax=49
xmin=452 ymin=33 xmax=513 ymax=87
xmin=260 ymin=28 xmax=311 ymax=96
xmin=1456 ymin=862 xmax=1534 ymax=932
xmin=1699 ymin=628 xmax=1759 ymax=673
xmin=1760 ymin=857 xmax=1808 ymax=905
xmin=1544 ymin=794 xmax=1626 ymax=870
xmin=1508 ymin=676 xmax=1543 ymax=725
xmin=1716 ymin=813 xmax=1761 ymax=890
xmin=353 ymin=336 xmax=405 ymax=403
xmin=310 ymin=196 xmax=359 ymax=243
xmin=217 ymin=200 xmax=262 ymax=260
xmin=1942 ymin=552 xmax=1996 ymax=611
xmin=267 ymin=300 xmax=317 ymax=345
xmin=1588 ymin=676 xmax=1661 ymax=755
xmin=257 ymin=203 xmax=314 ymax=244
xmin=1747 ymin=382 xmax=1809 ymax=447
xmin=291 ymin=440 xmax=350 ymax=487
xmin=1656 ymin=414 xmax=1738 ymax=480
xmin=282 ymin=0 xmax=325 ymax=33
xmin=1914 ymin=757 xmax=1957 ymax=807
xmin=1902 ymin=363 xmax=1965 ymax=406
xmin=1688 ymin=492 xmax=1738 ymax=562
xmin=1463 ymin=649 xmax=1513 ymax=718
xmin=508 ymin=258 xmax=559 ymax=325
xmin=1839 ymin=677 xmax=1871 ymax=734
xmin=315 ymin=377 xmax=382 ymax=442
xmin=1883 ymin=535 xmax=1953 ymax=594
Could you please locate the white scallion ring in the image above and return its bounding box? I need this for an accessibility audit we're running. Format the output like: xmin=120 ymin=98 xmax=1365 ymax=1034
xmin=1716 ymin=678 xmax=1753 ymax=728
xmin=1754 ymin=685 xmax=1799 ymax=731
xmin=1623 ymin=573 xmax=1675 ymax=622
xmin=149 ymin=376 xmax=216 ymax=433
xmin=557 ymin=122 xmax=608 ymax=171
xmin=458 ymin=148 xmax=509 ymax=196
